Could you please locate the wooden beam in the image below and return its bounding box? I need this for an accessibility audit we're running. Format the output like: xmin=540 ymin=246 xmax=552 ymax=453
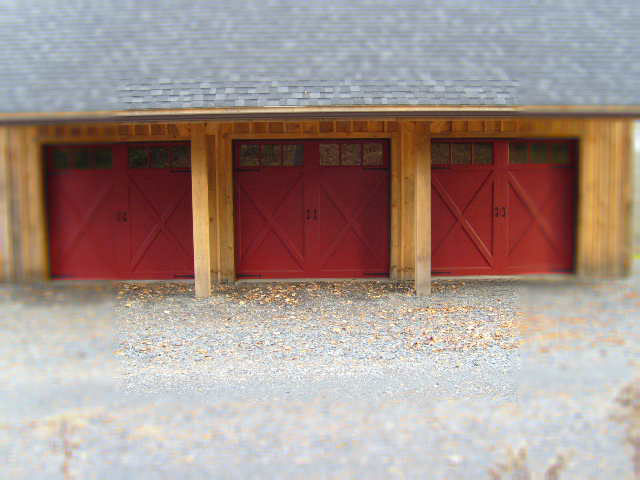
xmin=190 ymin=124 xmax=212 ymax=297
xmin=414 ymin=122 xmax=431 ymax=296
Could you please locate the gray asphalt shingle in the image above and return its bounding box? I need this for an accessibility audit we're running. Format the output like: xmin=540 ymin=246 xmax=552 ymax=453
xmin=0 ymin=0 xmax=639 ymax=113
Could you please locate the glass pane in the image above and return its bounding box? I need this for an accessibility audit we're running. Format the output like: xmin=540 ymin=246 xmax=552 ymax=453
xmin=171 ymin=145 xmax=190 ymax=168
xmin=509 ymin=143 xmax=528 ymax=164
xmin=150 ymin=147 xmax=170 ymax=168
xmin=94 ymin=148 xmax=112 ymax=169
xmin=74 ymin=149 xmax=90 ymax=169
xmin=363 ymin=143 xmax=383 ymax=166
xmin=129 ymin=148 xmax=149 ymax=168
xmin=319 ymin=143 xmax=340 ymax=166
xmin=551 ymin=143 xmax=570 ymax=164
xmin=283 ymin=144 xmax=304 ymax=166
xmin=341 ymin=143 xmax=361 ymax=165
xmin=262 ymin=144 xmax=282 ymax=166
xmin=53 ymin=149 xmax=70 ymax=169
xmin=431 ymin=143 xmax=449 ymax=165
xmin=531 ymin=143 xmax=548 ymax=163
xmin=451 ymin=143 xmax=471 ymax=165
xmin=473 ymin=143 xmax=493 ymax=165
xmin=239 ymin=144 xmax=260 ymax=167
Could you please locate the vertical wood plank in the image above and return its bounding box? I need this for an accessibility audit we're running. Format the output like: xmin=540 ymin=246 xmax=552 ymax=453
xmin=217 ymin=123 xmax=235 ymax=282
xmin=576 ymin=120 xmax=595 ymax=276
xmin=206 ymin=129 xmax=219 ymax=282
xmin=400 ymin=120 xmax=416 ymax=280
xmin=190 ymin=124 xmax=212 ymax=297
xmin=0 ymin=127 xmax=13 ymax=281
xmin=9 ymin=127 xmax=25 ymax=279
xmin=23 ymin=126 xmax=48 ymax=280
xmin=621 ymin=120 xmax=634 ymax=275
xmin=414 ymin=122 xmax=431 ymax=295
xmin=389 ymin=131 xmax=402 ymax=280
xmin=608 ymin=120 xmax=622 ymax=276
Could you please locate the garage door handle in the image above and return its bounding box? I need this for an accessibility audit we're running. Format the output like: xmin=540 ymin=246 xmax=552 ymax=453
xmin=501 ymin=207 xmax=507 ymax=217
xmin=116 ymin=211 xmax=128 ymax=222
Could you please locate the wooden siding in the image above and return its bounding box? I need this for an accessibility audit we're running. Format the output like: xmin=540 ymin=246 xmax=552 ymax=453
xmin=0 ymin=118 xmax=634 ymax=291
xmin=0 ymin=126 xmax=48 ymax=281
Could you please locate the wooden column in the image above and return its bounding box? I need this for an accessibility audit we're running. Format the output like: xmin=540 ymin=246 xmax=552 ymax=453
xmin=190 ymin=124 xmax=212 ymax=297
xmin=399 ymin=120 xmax=416 ymax=280
xmin=414 ymin=122 xmax=431 ymax=296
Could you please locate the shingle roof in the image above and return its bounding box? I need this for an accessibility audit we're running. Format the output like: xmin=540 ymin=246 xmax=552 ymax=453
xmin=1 ymin=0 xmax=639 ymax=114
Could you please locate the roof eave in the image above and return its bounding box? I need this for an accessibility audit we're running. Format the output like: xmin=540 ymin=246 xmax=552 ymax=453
xmin=0 ymin=104 xmax=639 ymax=125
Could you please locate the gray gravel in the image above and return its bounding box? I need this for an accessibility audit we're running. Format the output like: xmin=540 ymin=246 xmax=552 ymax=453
xmin=1 ymin=268 xmax=639 ymax=479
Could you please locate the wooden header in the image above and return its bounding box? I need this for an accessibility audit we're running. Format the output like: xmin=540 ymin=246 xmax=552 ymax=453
xmin=1 ymin=104 xmax=639 ymax=125
xmin=34 ymin=117 xmax=589 ymax=144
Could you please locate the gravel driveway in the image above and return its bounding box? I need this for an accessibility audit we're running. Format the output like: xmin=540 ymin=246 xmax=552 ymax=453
xmin=1 ymin=267 xmax=639 ymax=479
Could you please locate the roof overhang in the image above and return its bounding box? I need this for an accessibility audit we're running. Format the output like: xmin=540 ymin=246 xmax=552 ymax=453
xmin=0 ymin=105 xmax=639 ymax=125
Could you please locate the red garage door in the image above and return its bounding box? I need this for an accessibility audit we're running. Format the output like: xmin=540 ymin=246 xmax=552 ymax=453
xmin=431 ymin=140 xmax=576 ymax=275
xmin=235 ymin=140 xmax=390 ymax=278
xmin=46 ymin=143 xmax=194 ymax=279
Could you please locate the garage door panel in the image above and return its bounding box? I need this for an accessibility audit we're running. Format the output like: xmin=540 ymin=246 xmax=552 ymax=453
xmin=234 ymin=140 xmax=390 ymax=279
xmin=432 ymin=140 xmax=576 ymax=276
xmin=432 ymin=169 xmax=496 ymax=274
xmin=47 ymin=143 xmax=194 ymax=280
xmin=235 ymin=169 xmax=307 ymax=276
xmin=48 ymin=169 xmax=124 ymax=278
xmin=506 ymin=168 xmax=575 ymax=273
xmin=314 ymin=170 xmax=389 ymax=275
xmin=126 ymin=172 xmax=194 ymax=277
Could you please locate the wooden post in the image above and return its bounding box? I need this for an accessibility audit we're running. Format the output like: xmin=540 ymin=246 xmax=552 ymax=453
xmin=414 ymin=122 xmax=431 ymax=296
xmin=190 ymin=124 xmax=212 ymax=297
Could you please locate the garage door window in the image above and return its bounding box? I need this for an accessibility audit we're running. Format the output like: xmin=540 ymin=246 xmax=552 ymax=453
xmin=319 ymin=142 xmax=385 ymax=167
xmin=509 ymin=141 xmax=573 ymax=165
xmin=239 ymin=143 xmax=304 ymax=167
xmin=51 ymin=147 xmax=113 ymax=170
xmin=128 ymin=145 xmax=190 ymax=169
xmin=431 ymin=142 xmax=494 ymax=166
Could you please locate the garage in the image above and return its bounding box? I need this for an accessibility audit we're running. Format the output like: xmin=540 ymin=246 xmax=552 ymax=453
xmin=234 ymin=139 xmax=390 ymax=278
xmin=431 ymin=139 xmax=577 ymax=275
xmin=46 ymin=142 xmax=194 ymax=279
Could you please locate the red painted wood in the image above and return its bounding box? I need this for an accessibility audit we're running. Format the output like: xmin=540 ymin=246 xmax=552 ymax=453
xmin=235 ymin=152 xmax=307 ymax=278
xmin=47 ymin=156 xmax=124 ymax=279
xmin=47 ymin=143 xmax=194 ymax=279
xmin=431 ymin=164 xmax=497 ymax=275
xmin=311 ymin=143 xmax=390 ymax=277
xmin=432 ymin=139 xmax=576 ymax=276
xmin=234 ymin=140 xmax=390 ymax=278
xmin=503 ymin=163 xmax=576 ymax=274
